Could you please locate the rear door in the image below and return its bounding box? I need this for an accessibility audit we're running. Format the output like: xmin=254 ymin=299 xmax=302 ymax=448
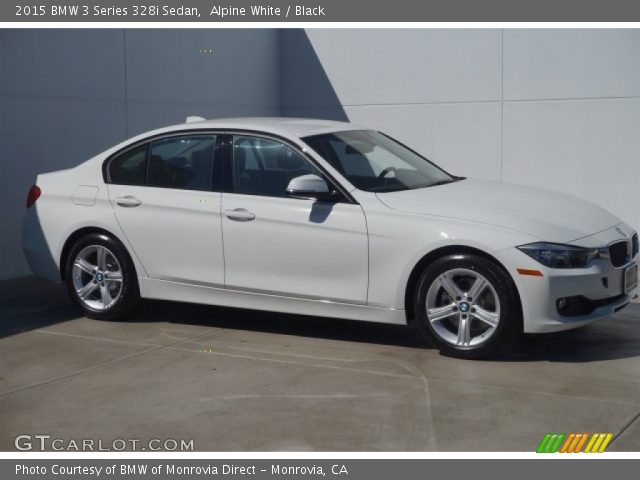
xmin=107 ymin=134 xmax=225 ymax=286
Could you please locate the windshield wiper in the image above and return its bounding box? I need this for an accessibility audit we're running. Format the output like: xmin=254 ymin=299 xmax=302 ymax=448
xmin=371 ymin=177 xmax=464 ymax=192
xmin=427 ymin=177 xmax=465 ymax=187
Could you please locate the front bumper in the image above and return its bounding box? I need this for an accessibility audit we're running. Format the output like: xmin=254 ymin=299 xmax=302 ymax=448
xmin=495 ymin=223 xmax=639 ymax=334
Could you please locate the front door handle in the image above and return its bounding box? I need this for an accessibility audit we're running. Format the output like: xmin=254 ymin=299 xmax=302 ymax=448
xmin=115 ymin=195 xmax=142 ymax=208
xmin=224 ymin=208 xmax=255 ymax=222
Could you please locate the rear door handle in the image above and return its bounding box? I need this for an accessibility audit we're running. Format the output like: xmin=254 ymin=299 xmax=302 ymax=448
xmin=224 ymin=208 xmax=255 ymax=222
xmin=115 ymin=195 xmax=142 ymax=208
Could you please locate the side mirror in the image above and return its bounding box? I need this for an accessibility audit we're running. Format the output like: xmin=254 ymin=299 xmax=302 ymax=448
xmin=286 ymin=174 xmax=337 ymax=201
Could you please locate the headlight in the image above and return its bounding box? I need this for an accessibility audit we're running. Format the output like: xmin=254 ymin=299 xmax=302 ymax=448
xmin=517 ymin=242 xmax=599 ymax=268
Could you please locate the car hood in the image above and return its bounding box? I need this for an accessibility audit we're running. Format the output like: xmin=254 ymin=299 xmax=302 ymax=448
xmin=375 ymin=179 xmax=620 ymax=243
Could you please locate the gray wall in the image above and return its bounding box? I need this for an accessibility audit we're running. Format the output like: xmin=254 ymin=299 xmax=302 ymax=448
xmin=282 ymin=29 xmax=640 ymax=239
xmin=3 ymin=29 xmax=640 ymax=280
xmin=0 ymin=29 xmax=280 ymax=279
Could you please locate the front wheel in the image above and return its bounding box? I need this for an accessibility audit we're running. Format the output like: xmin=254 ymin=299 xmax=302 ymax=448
xmin=413 ymin=254 xmax=521 ymax=359
xmin=65 ymin=233 xmax=139 ymax=320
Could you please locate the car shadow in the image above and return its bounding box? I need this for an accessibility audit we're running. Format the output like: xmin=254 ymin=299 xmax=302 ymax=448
xmin=130 ymin=299 xmax=640 ymax=363
xmin=309 ymin=201 xmax=334 ymax=223
xmin=496 ymin=317 xmax=640 ymax=363
xmin=132 ymin=298 xmax=429 ymax=349
xmin=2 ymin=276 xmax=640 ymax=363
xmin=0 ymin=276 xmax=79 ymax=338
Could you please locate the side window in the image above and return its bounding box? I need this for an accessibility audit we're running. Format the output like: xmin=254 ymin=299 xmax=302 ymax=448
xmin=233 ymin=136 xmax=323 ymax=198
xmin=108 ymin=144 xmax=148 ymax=185
xmin=148 ymin=135 xmax=216 ymax=191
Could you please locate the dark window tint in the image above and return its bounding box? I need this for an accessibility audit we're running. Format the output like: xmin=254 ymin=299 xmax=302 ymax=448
xmin=109 ymin=144 xmax=148 ymax=185
xmin=233 ymin=136 xmax=322 ymax=198
xmin=148 ymin=136 xmax=216 ymax=191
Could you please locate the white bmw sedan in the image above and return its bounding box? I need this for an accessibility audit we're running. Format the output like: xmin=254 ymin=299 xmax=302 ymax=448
xmin=23 ymin=117 xmax=639 ymax=358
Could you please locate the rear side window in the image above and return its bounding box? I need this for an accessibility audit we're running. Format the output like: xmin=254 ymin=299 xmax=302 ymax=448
xmin=108 ymin=144 xmax=148 ymax=185
xmin=148 ymin=136 xmax=216 ymax=191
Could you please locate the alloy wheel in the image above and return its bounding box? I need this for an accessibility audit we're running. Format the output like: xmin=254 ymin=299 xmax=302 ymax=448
xmin=425 ymin=268 xmax=500 ymax=347
xmin=71 ymin=245 xmax=123 ymax=311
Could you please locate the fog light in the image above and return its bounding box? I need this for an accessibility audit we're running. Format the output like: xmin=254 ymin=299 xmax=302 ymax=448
xmin=556 ymin=296 xmax=599 ymax=316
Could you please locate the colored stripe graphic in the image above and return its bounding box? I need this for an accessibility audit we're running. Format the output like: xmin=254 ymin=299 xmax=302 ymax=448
xmin=560 ymin=433 xmax=589 ymax=453
xmin=584 ymin=433 xmax=613 ymax=453
xmin=560 ymin=433 xmax=575 ymax=453
xmin=584 ymin=433 xmax=599 ymax=453
xmin=538 ymin=433 xmax=613 ymax=453
xmin=536 ymin=433 xmax=553 ymax=453
xmin=573 ymin=433 xmax=590 ymax=452
xmin=537 ymin=433 xmax=565 ymax=453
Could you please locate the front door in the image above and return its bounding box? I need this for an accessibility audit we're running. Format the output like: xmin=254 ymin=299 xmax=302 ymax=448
xmin=220 ymin=134 xmax=368 ymax=304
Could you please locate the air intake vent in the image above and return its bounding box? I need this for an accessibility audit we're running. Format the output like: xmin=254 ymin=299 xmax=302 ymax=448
xmin=632 ymin=233 xmax=638 ymax=258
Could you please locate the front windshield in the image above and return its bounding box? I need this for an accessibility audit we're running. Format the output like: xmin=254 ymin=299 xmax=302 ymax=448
xmin=303 ymin=130 xmax=456 ymax=192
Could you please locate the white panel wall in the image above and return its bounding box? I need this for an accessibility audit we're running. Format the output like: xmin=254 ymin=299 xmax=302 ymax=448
xmin=282 ymin=29 xmax=505 ymax=180
xmin=503 ymin=30 xmax=639 ymax=100
xmin=0 ymin=29 xmax=280 ymax=280
xmin=294 ymin=30 xmax=502 ymax=105
xmin=502 ymin=30 xmax=640 ymax=238
xmin=344 ymin=103 xmax=503 ymax=181
xmin=283 ymin=29 xmax=640 ymax=235
xmin=124 ymin=30 xmax=280 ymax=136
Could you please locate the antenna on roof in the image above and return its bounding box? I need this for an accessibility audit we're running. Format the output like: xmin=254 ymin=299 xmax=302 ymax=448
xmin=185 ymin=116 xmax=206 ymax=123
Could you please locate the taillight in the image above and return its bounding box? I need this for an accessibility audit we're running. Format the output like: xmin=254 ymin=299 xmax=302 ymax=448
xmin=26 ymin=185 xmax=41 ymax=208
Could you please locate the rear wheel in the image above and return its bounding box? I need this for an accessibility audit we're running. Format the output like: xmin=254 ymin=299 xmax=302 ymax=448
xmin=413 ymin=253 xmax=521 ymax=359
xmin=65 ymin=233 xmax=139 ymax=320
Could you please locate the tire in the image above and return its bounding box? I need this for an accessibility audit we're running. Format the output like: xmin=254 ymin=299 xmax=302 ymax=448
xmin=413 ymin=253 xmax=522 ymax=359
xmin=64 ymin=233 xmax=139 ymax=320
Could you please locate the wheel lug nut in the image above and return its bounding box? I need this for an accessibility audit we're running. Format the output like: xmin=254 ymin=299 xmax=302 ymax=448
xmin=461 ymin=314 xmax=467 ymax=319
xmin=471 ymin=308 xmax=476 ymax=313
xmin=456 ymin=296 xmax=461 ymax=301
xmin=467 ymin=297 xmax=473 ymax=302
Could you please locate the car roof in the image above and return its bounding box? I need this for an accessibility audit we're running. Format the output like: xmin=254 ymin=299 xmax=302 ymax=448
xmin=163 ymin=117 xmax=365 ymax=138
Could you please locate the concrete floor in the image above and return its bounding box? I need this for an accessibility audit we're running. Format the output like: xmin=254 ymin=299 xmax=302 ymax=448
xmin=1 ymin=276 xmax=639 ymax=452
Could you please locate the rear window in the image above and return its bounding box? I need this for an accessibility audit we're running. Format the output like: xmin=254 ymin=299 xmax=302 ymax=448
xmin=108 ymin=144 xmax=148 ymax=185
xmin=107 ymin=135 xmax=218 ymax=191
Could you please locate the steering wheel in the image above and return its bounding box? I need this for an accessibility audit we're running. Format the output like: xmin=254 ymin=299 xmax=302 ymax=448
xmin=378 ymin=167 xmax=397 ymax=179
